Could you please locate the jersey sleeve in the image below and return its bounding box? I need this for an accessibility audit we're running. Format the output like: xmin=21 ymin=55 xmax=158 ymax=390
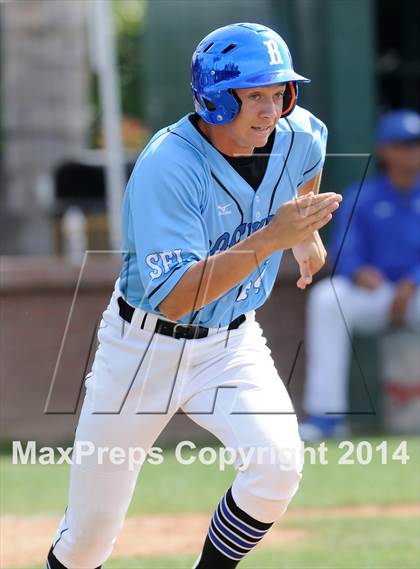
xmin=298 ymin=117 xmax=328 ymax=187
xmin=126 ymin=151 xmax=209 ymax=311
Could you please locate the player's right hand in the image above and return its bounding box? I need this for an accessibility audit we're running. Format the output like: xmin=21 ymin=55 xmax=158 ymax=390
xmin=292 ymin=230 xmax=327 ymax=289
xmin=265 ymin=192 xmax=342 ymax=250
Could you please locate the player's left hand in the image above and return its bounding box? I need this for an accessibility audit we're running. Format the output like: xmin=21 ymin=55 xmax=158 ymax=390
xmin=292 ymin=231 xmax=327 ymax=289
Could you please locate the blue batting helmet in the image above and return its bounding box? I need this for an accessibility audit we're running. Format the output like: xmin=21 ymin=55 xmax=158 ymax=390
xmin=191 ymin=22 xmax=310 ymax=125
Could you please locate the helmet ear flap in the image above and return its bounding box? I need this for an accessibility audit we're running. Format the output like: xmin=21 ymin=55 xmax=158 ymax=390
xmin=281 ymin=82 xmax=297 ymax=118
xmin=193 ymin=89 xmax=216 ymax=114
xmin=192 ymin=88 xmax=241 ymax=124
xmin=203 ymin=98 xmax=216 ymax=111
xmin=228 ymin=89 xmax=242 ymax=115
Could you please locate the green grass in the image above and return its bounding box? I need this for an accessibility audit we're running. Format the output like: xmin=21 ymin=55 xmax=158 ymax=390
xmin=1 ymin=437 xmax=419 ymax=568
xmin=293 ymin=437 xmax=419 ymax=508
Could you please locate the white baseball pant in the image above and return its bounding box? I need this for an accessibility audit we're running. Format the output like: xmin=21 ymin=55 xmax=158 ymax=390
xmin=51 ymin=281 xmax=303 ymax=568
xmin=304 ymin=276 xmax=420 ymax=415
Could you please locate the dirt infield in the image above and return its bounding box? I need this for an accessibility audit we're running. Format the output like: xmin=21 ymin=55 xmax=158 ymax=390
xmin=1 ymin=504 xmax=418 ymax=568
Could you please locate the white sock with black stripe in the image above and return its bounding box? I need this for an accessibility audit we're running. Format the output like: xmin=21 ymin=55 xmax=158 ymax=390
xmin=194 ymin=487 xmax=273 ymax=568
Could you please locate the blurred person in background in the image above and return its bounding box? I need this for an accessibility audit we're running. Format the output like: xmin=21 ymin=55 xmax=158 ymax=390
xmin=300 ymin=109 xmax=420 ymax=441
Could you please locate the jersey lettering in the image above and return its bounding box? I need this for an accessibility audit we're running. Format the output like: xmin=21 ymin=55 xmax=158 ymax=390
xmin=160 ymin=251 xmax=174 ymax=273
xmin=236 ymin=264 xmax=269 ymax=302
xmin=146 ymin=249 xmax=183 ymax=279
xmin=236 ymin=282 xmax=252 ymax=301
xmin=146 ymin=254 xmax=162 ymax=279
xmin=209 ymin=215 xmax=275 ymax=256
xmin=210 ymin=232 xmax=230 ymax=255
xmin=229 ymin=223 xmax=247 ymax=247
xmin=263 ymin=40 xmax=284 ymax=65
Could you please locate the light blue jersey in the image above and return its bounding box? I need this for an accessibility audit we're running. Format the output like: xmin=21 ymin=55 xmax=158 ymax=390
xmin=119 ymin=106 xmax=327 ymax=327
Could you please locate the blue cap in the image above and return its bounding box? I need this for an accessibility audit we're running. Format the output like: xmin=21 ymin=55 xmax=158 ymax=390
xmin=376 ymin=109 xmax=420 ymax=144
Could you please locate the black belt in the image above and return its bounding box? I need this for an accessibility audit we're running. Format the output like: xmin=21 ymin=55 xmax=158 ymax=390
xmin=117 ymin=297 xmax=246 ymax=340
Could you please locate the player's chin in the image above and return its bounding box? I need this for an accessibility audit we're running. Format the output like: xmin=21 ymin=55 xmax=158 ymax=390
xmin=250 ymin=126 xmax=272 ymax=146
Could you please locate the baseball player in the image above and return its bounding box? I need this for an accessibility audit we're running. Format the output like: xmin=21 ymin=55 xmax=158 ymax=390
xmin=47 ymin=23 xmax=341 ymax=569
xmin=300 ymin=109 xmax=420 ymax=441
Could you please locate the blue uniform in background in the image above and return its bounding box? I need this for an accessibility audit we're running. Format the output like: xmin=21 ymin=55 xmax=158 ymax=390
xmin=119 ymin=106 xmax=327 ymax=327
xmin=331 ymin=173 xmax=420 ymax=284
xmin=301 ymin=169 xmax=420 ymax=429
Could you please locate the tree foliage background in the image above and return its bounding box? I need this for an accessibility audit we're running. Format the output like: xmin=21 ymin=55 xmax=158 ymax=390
xmin=91 ymin=1 xmax=148 ymax=148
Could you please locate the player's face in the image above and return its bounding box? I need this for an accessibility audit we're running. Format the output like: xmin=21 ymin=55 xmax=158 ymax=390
xmin=378 ymin=140 xmax=420 ymax=177
xmin=226 ymin=83 xmax=287 ymax=155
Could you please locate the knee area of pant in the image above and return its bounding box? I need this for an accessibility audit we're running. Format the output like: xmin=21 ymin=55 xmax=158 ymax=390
xmin=243 ymin=445 xmax=303 ymax=502
xmin=233 ymin=457 xmax=302 ymax=523
xmin=261 ymin=458 xmax=302 ymax=501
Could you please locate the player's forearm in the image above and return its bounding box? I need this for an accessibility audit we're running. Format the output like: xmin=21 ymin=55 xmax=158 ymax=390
xmin=294 ymin=171 xmax=323 ymax=250
xmin=298 ymin=170 xmax=322 ymax=196
xmin=159 ymin=190 xmax=341 ymax=320
xmin=159 ymin=227 xmax=276 ymax=321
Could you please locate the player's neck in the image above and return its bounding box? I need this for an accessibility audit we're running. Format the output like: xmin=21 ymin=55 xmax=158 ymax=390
xmin=197 ymin=118 xmax=254 ymax=157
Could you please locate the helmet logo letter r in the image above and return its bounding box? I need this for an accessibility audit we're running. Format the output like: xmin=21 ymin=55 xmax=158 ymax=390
xmin=263 ymin=40 xmax=284 ymax=65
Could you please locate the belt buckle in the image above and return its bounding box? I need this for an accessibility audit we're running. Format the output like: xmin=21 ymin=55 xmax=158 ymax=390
xmin=173 ymin=322 xmax=190 ymax=339
xmin=173 ymin=322 xmax=204 ymax=340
